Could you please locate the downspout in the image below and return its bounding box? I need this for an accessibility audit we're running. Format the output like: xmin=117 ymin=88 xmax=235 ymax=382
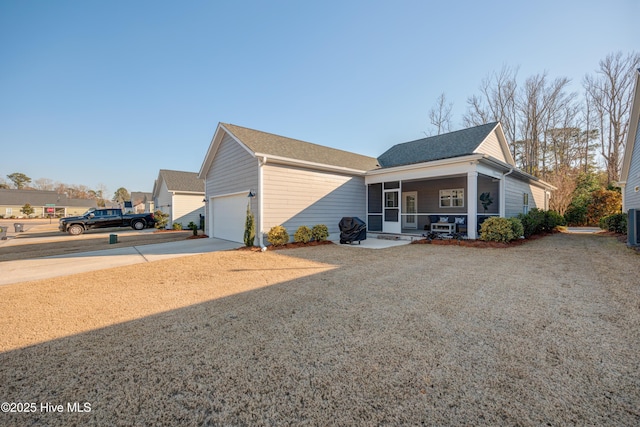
xmin=501 ymin=167 xmax=514 ymax=217
xmin=258 ymin=156 xmax=267 ymax=251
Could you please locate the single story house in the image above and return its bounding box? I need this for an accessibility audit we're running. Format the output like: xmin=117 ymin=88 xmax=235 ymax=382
xmin=152 ymin=169 xmax=205 ymax=229
xmin=620 ymin=68 xmax=640 ymax=214
xmin=620 ymin=67 xmax=640 ymax=245
xmin=0 ymin=189 xmax=97 ymax=218
xmin=198 ymin=122 xmax=555 ymax=246
xmin=129 ymin=191 xmax=154 ymax=213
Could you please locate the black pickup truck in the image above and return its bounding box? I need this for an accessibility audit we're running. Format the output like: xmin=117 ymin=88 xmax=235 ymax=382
xmin=59 ymin=208 xmax=156 ymax=235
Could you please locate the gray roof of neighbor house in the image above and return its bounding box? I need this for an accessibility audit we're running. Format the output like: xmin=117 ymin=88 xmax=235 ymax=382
xmin=0 ymin=189 xmax=98 ymax=208
xmin=377 ymin=122 xmax=499 ymax=168
xmin=222 ymin=123 xmax=380 ymax=171
xmin=158 ymin=170 xmax=204 ymax=193
xmin=130 ymin=191 xmax=153 ymax=205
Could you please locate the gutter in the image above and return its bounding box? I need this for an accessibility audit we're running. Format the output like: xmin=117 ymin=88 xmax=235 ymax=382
xmin=258 ymin=156 xmax=267 ymax=251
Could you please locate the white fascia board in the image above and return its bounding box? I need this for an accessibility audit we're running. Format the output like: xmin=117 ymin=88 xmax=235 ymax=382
xmin=173 ymin=191 xmax=205 ymax=195
xmin=621 ymin=69 xmax=640 ymax=182
xmin=492 ymin=122 xmax=516 ymax=165
xmin=365 ymin=154 xmax=484 ymax=184
xmin=253 ymin=152 xmax=367 ymax=176
xmin=479 ymin=155 xmax=556 ymax=190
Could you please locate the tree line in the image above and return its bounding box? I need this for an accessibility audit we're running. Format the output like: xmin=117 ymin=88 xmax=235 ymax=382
xmin=427 ymin=51 xmax=639 ymax=218
xmin=0 ymin=172 xmax=131 ymax=207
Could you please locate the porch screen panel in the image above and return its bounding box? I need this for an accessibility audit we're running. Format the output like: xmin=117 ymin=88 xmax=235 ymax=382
xmin=368 ymin=184 xmax=382 ymax=213
xmin=385 ymin=209 xmax=399 ymax=221
xmin=368 ymin=215 xmax=382 ymax=231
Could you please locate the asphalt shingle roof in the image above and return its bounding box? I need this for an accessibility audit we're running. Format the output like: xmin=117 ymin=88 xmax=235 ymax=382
xmin=222 ymin=123 xmax=380 ymax=171
xmin=159 ymin=170 xmax=204 ymax=193
xmin=377 ymin=122 xmax=499 ymax=168
xmin=0 ymin=189 xmax=98 ymax=208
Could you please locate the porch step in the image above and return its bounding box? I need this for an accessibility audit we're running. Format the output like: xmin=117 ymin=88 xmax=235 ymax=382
xmin=367 ymin=232 xmax=421 ymax=242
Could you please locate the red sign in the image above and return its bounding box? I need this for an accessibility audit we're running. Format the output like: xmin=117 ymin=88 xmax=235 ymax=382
xmin=46 ymin=207 xmax=55 ymax=214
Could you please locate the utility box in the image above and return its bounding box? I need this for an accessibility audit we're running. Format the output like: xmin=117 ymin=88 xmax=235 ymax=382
xmin=628 ymin=209 xmax=640 ymax=246
xmin=109 ymin=234 xmax=118 ymax=244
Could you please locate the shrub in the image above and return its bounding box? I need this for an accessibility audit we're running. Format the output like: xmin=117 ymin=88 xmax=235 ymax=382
xmin=480 ymin=217 xmax=515 ymax=242
xmin=586 ymin=189 xmax=621 ymax=226
xmin=172 ymin=222 xmax=183 ymax=230
xmin=21 ymin=203 xmax=34 ymax=216
xmin=293 ymin=225 xmax=313 ymax=243
xmin=544 ymin=210 xmax=566 ymax=230
xmin=243 ymin=203 xmax=255 ymax=247
xmin=267 ymin=225 xmax=289 ymax=246
xmin=600 ymin=213 xmax=627 ymax=234
xmin=508 ymin=217 xmax=524 ymax=239
xmin=311 ymin=224 xmax=329 ymax=241
xmin=154 ymin=210 xmax=169 ymax=229
xmin=188 ymin=221 xmax=198 ymax=236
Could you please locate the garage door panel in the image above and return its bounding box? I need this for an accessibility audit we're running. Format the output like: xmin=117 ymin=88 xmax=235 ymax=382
xmin=212 ymin=194 xmax=246 ymax=243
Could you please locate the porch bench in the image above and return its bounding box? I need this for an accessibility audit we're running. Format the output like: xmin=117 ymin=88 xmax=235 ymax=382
xmin=427 ymin=215 xmax=467 ymax=235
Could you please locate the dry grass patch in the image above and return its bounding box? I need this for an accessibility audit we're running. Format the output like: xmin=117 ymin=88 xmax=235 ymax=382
xmin=1 ymin=233 xmax=639 ymax=425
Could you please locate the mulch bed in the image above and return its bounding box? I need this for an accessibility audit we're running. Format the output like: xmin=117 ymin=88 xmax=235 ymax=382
xmin=411 ymin=232 xmax=553 ymax=248
xmin=239 ymin=240 xmax=334 ymax=251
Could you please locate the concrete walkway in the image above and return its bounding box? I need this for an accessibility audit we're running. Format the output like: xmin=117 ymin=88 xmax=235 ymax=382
xmin=0 ymin=238 xmax=240 ymax=286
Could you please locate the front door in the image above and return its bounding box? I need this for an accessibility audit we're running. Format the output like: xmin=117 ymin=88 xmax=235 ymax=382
xmin=402 ymin=191 xmax=417 ymax=229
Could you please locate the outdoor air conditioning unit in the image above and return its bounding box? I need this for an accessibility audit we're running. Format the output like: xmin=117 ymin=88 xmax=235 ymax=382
xmin=628 ymin=209 xmax=640 ymax=246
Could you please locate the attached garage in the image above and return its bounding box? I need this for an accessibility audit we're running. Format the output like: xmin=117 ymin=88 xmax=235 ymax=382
xmin=211 ymin=193 xmax=248 ymax=243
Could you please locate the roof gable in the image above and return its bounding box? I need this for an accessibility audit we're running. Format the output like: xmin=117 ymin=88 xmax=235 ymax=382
xmin=199 ymin=123 xmax=379 ymax=177
xmin=621 ymin=68 xmax=640 ymax=183
xmin=157 ymin=170 xmax=204 ymax=193
xmin=377 ymin=122 xmax=514 ymax=168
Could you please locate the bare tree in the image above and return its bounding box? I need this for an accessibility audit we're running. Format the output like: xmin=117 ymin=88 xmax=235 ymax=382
xmin=463 ymin=65 xmax=519 ymax=158
xmin=427 ymin=93 xmax=453 ymax=135
xmin=516 ymin=73 xmax=575 ymax=177
xmin=33 ymin=178 xmax=55 ymax=191
xmin=583 ymin=51 xmax=640 ymax=183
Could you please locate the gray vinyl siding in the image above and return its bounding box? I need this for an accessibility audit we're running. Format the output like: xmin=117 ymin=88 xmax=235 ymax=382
xmin=402 ymin=177 xmax=467 ymax=214
xmin=505 ymin=176 xmax=546 ymax=217
xmin=476 ymin=131 xmax=507 ymax=162
xmin=263 ymin=163 xmax=365 ymax=239
xmin=205 ymin=134 xmax=259 ymax=225
xmin=625 ymin=120 xmax=640 ymax=211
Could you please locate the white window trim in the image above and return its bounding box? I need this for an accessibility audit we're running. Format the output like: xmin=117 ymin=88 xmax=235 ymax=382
xmin=385 ymin=190 xmax=398 ymax=208
xmin=439 ymin=188 xmax=464 ymax=208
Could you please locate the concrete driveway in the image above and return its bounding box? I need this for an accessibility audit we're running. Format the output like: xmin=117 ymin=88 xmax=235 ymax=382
xmin=0 ymin=237 xmax=240 ymax=286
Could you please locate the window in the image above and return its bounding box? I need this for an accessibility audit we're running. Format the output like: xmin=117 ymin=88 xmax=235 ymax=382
xmin=385 ymin=191 xmax=398 ymax=208
xmin=523 ymin=193 xmax=529 ymax=214
xmin=439 ymin=189 xmax=464 ymax=208
xmin=6 ymin=208 xmax=12 ymax=216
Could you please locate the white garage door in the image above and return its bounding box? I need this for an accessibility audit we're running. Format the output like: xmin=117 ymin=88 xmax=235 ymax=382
xmin=211 ymin=194 xmax=247 ymax=243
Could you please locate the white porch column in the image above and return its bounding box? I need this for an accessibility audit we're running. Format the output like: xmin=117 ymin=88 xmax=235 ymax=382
xmin=467 ymin=171 xmax=478 ymax=239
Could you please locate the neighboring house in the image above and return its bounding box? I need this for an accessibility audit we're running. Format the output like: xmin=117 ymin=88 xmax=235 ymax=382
xmin=0 ymin=189 xmax=98 ymax=218
xmin=152 ymin=170 xmax=204 ymax=229
xmin=621 ymin=67 xmax=640 ymax=213
xmin=198 ymin=122 xmax=555 ymax=245
xmin=620 ymin=68 xmax=640 ymax=245
xmin=129 ymin=191 xmax=154 ymax=213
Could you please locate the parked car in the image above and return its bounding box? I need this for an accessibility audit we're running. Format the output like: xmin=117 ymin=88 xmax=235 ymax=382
xmin=59 ymin=208 xmax=155 ymax=235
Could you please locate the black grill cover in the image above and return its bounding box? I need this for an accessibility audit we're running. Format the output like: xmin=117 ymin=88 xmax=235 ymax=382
xmin=338 ymin=217 xmax=366 ymax=244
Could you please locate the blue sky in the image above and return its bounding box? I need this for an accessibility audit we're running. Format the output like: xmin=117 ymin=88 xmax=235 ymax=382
xmin=0 ymin=0 xmax=637 ymax=196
